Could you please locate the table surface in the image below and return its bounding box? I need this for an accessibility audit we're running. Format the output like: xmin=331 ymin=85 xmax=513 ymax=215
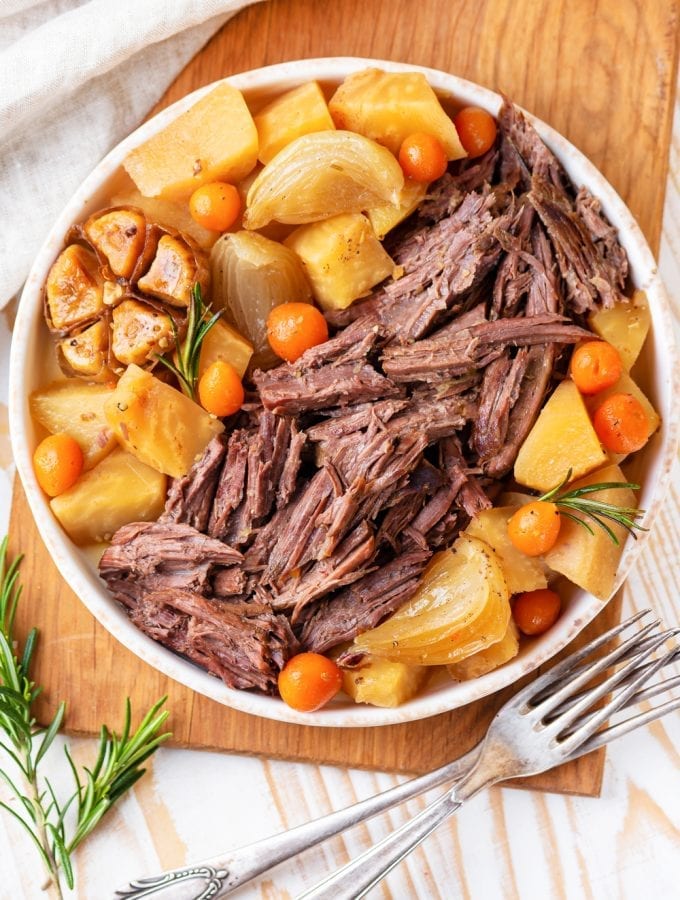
xmin=1 ymin=52 xmax=679 ymax=900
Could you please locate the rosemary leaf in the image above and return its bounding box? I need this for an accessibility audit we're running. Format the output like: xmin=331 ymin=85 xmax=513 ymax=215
xmin=0 ymin=536 xmax=172 ymax=896
xmin=155 ymin=283 xmax=222 ymax=401
xmin=537 ymin=472 xmax=647 ymax=545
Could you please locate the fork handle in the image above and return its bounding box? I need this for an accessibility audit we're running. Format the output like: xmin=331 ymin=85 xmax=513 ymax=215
xmin=297 ymin=762 xmax=493 ymax=900
xmin=297 ymin=792 xmax=462 ymax=900
xmin=115 ymin=745 xmax=481 ymax=899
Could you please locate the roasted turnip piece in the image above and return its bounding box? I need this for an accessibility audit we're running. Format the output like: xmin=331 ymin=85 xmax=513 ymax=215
xmin=111 ymin=299 xmax=175 ymax=367
xmin=137 ymin=234 xmax=208 ymax=307
xmin=84 ymin=207 xmax=147 ymax=279
xmin=104 ymin=364 xmax=224 ymax=478
xmin=45 ymin=244 xmax=103 ymax=332
xmin=50 ymin=448 xmax=167 ymax=545
xmin=58 ymin=319 xmax=111 ymax=380
xmin=30 ymin=380 xmax=117 ymax=471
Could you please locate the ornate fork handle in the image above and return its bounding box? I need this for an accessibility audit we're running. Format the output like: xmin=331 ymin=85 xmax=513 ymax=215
xmin=117 ymin=865 xmax=230 ymax=899
xmin=115 ymin=745 xmax=481 ymax=899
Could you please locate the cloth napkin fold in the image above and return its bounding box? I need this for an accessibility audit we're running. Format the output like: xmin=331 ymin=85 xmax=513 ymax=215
xmin=0 ymin=0 xmax=262 ymax=309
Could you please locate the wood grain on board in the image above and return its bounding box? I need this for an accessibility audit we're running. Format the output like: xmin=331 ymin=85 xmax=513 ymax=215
xmin=8 ymin=0 xmax=679 ymax=796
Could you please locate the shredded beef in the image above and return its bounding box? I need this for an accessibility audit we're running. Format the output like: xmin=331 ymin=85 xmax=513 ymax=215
xmin=276 ymin=421 xmax=306 ymax=509
xmin=330 ymin=190 xmax=509 ymax=342
xmin=263 ymin=466 xmax=343 ymax=582
xmin=416 ymin=150 xmax=499 ymax=223
xmin=255 ymin=361 xmax=401 ymax=415
xmin=381 ymin=313 xmax=590 ymax=383
xmin=272 ymin=521 xmax=377 ymax=622
xmin=161 ymin=436 xmax=227 ymax=533
xmin=129 ymin=589 xmax=297 ymax=693
xmin=483 ymin=344 xmax=556 ymax=478
xmin=498 ymin=98 xmax=568 ymax=192
xmin=208 ymin=429 xmax=249 ymax=540
xmin=99 ymin=522 xmax=242 ymax=609
xmin=529 ymin=177 xmax=624 ymax=311
xmin=299 ymin=550 xmax=431 ymax=654
xmin=472 ymin=348 xmax=529 ymax=463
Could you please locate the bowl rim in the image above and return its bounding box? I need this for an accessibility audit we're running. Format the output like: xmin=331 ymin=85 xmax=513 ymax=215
xmin=9 ymin=56 xmax=680 ymax=728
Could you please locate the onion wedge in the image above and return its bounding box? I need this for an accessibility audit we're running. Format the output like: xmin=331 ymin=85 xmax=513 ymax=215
xmin=211 ymin=230 xmax=312 ymax=369
xmin=348 ymin=535 xmax=511 ymax=666
xmin=243 ymin=130 xmax=404 ymax=230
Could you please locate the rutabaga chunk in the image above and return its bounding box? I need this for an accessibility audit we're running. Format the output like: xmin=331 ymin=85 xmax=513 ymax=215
xmin=50 ymin=448 xmax=167 ymax=545
xmin=542 ymin=464 xmax=637 ymax=600
xmin=447 ymin=620 xmax=520 ymax=681
xmin=254 ymin=81 xmax=336 ymax=164
xmin=329 ymin=69 xmax=467 ymax=159
xmin=45 ymin=245 xmax=103 ymax=332
xmin=367 ymin=178 xmax=428 ymax=240
xmin=84 ymin=207 xmax=147 ymax=279
xmin=123 ymin=82 xmax=258 ymax=200
xmin=465 ymin=506 xmax=548 ymax=594
xmin=104 ymin=364 xmax=223 ymax=478
xmin=285 ymin=213 xmax=394 ymax=310
xmin=514 ymin=380 xmax=607 ymax=492
xmin=30 ymin=380 xmax=117 ymax=470
xmin=588 ymin=290 xmax=650 ymax=372
xmin=198 ymin=319 xmax=253 ymax=379
xmin=342 ymin=657 xmax=429 ymax=707
xmin=111 ymin=299 xmax=175 ymax=367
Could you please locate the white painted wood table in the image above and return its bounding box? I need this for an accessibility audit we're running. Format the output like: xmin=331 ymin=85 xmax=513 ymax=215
xmin=0 ymin=83 xmax=678 ymax=900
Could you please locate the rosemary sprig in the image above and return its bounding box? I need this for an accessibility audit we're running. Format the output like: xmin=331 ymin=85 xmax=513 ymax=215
xmin=0 ymin=537 xmax=171 ymax=897
xmin=539 ymin=470 xmax=647 ymax=545
xmin=155 ymin=283 xmax=222 ymax=400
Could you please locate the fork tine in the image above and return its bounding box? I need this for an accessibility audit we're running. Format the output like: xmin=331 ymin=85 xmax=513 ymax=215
xmin=545 ymin=643 xmax=680 ymax=720
xmin=517 ymin=610 xmax=653 ymax=707
xmin=559 ymin=638 xmax=680 ymax=754
xmin=531 ymin=621 xmax=663 ymax=708
xmin=530 ymin=619 xmax=662 ymax=716
xmin=553 ymin=636 xmax=679 ymax=738
xmin=629 ymin=672 xmax=680 ymax=705
xmin=569 ymin=692 xmax=680 ymax=759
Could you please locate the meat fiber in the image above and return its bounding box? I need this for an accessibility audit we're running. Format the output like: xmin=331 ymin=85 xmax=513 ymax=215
xmin=129 ymin=589 xmax=297 ymax=693
xmin=161 ymin=435 xmax=227 ymax=533
xmin=99 ymin=521 xmax=242 ymax=609
xmin=255 ymin=360 xmax=401 ymax=415
xmin=529 ymin=177 xmax=624 ymax=312
xmin=208 ymin=429 xmax=249 ymax=540
xmin=381 ymin=313 xmax=590 ymax=383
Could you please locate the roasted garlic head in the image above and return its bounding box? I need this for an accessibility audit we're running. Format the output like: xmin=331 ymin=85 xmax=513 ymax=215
xmin=44 ymin=206 xmax=209 ymax=381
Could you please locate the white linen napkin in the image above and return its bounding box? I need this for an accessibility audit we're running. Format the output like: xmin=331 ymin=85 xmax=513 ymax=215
xmin=0 ymin=0 xmax=263 ymax=309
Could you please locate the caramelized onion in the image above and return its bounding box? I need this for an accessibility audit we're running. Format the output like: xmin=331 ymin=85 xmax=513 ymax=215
xmin=211 ymin=231 xmax=312 ymax=369
xmin=243 ymin=130 xmax=404 ymax=230
xmin=349 ymin=535 xmax=511 ymax=666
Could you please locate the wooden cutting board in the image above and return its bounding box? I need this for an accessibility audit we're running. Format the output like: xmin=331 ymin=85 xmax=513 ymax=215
xmin=8 ymin=0 xmax=678 ymax=797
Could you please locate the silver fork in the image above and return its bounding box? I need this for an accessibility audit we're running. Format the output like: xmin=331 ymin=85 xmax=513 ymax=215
xmin=116 ymin=611 xmax=680 ymax=900
xmin=299 ymin=613 xmax=680 ymax=900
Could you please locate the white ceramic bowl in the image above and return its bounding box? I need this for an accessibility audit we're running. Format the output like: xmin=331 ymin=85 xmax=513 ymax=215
xmin=9 ymin=58 xmax=679 ymax=727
